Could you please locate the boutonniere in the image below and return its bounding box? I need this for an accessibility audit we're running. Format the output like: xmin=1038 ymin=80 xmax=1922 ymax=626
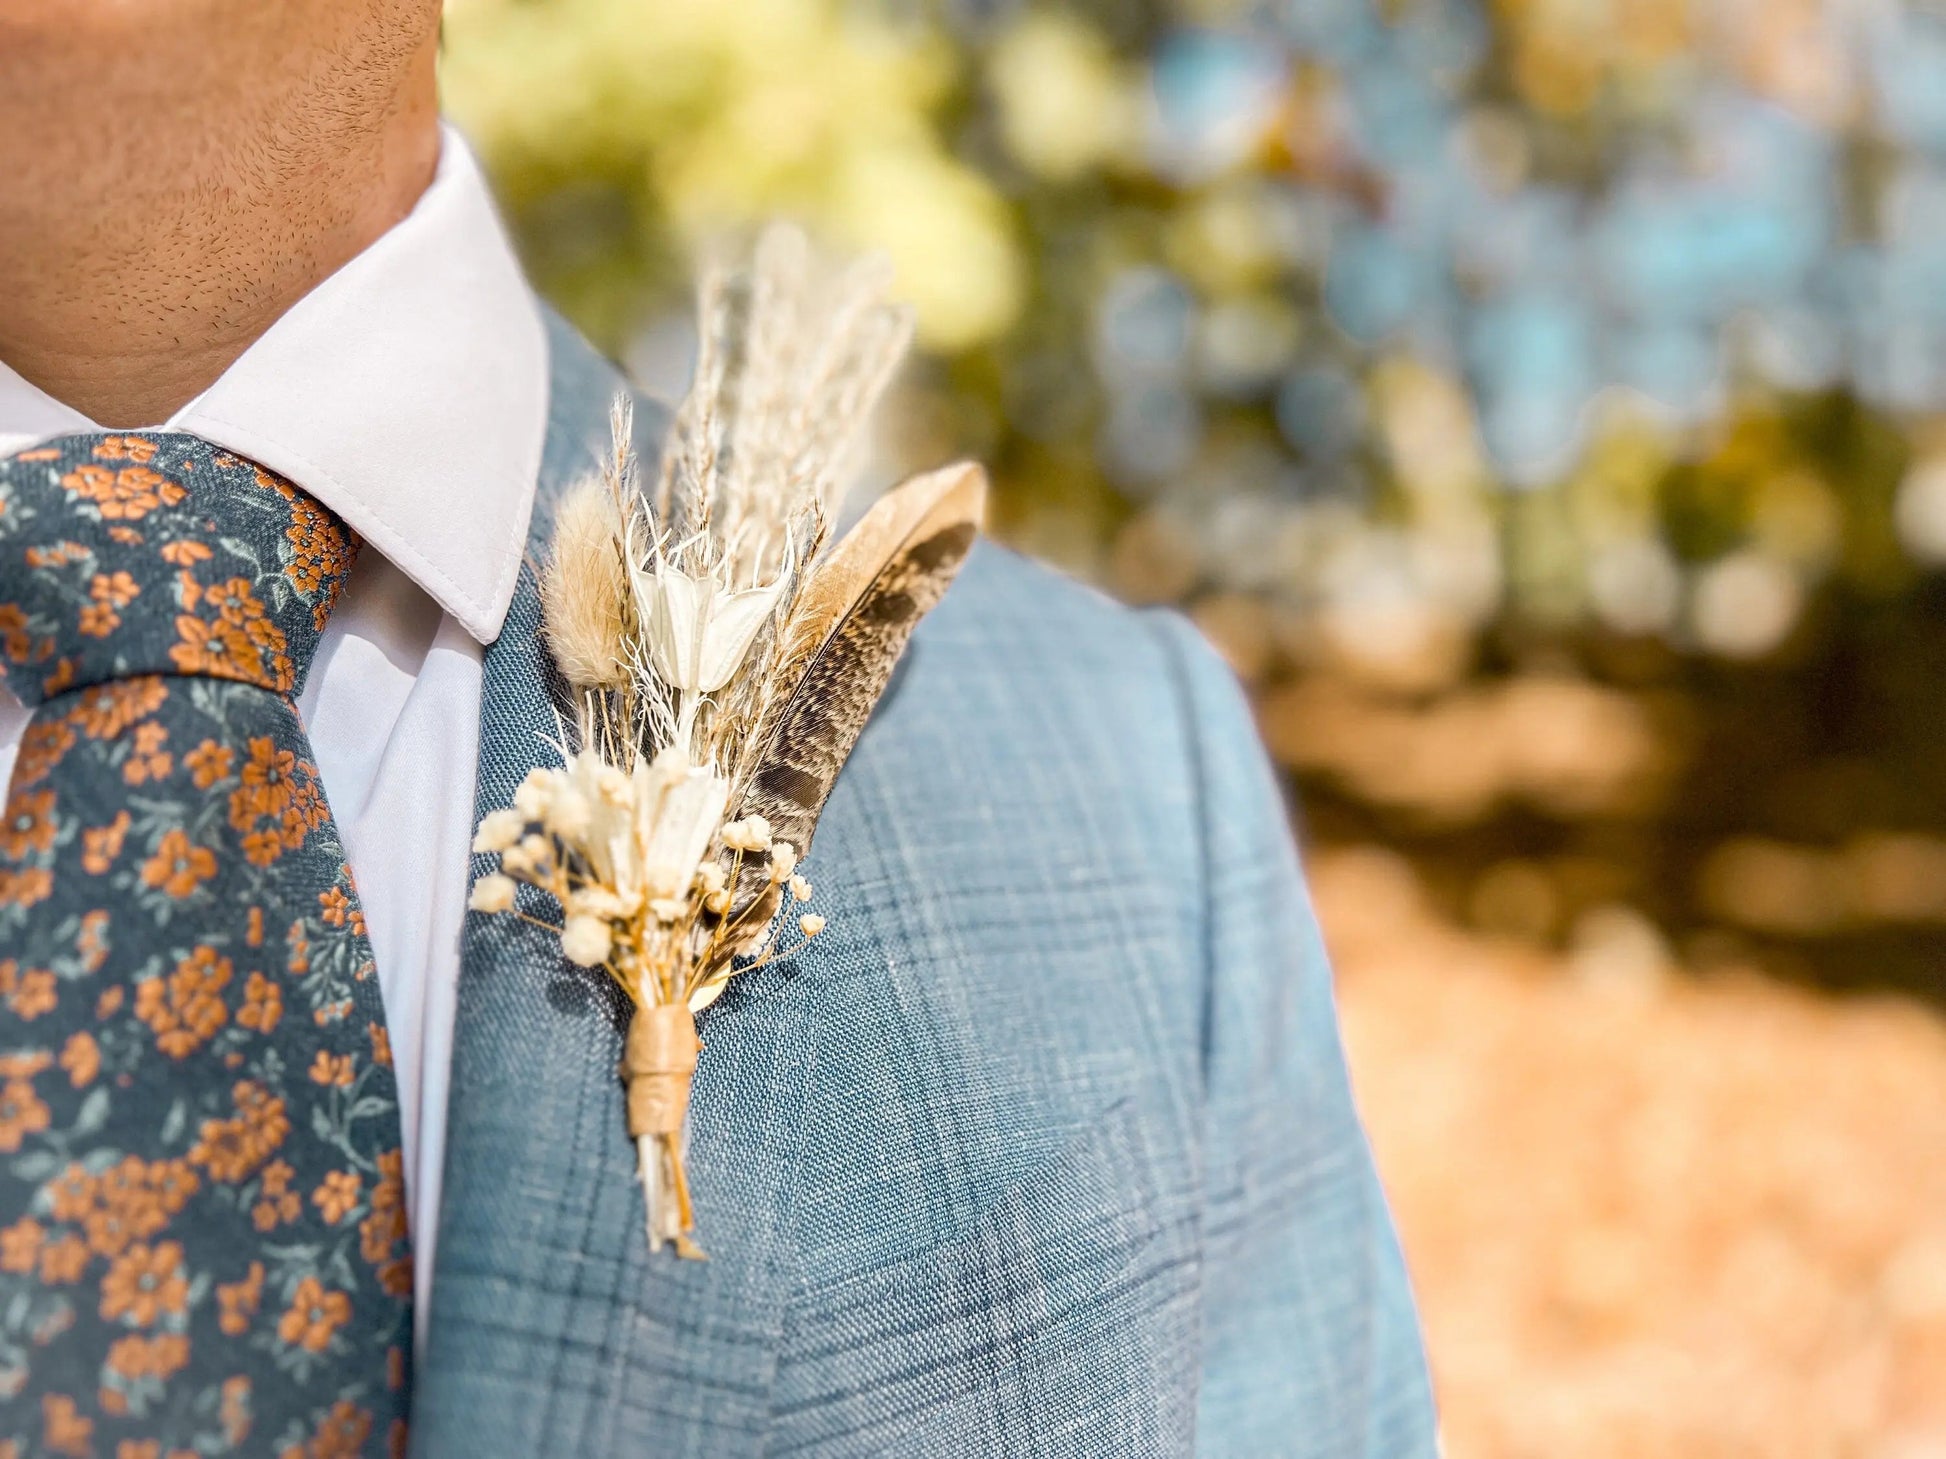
xmin=467 ymin=226 xmax=985 ymax=1257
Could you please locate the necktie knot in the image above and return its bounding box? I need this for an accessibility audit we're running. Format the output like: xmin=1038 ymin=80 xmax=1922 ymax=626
xmin=0 ymin=433 xmax=356 ymax=707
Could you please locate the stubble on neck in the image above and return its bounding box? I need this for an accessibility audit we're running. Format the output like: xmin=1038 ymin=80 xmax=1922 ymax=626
xmin=0 ymin=1 xmax=444 ymax=427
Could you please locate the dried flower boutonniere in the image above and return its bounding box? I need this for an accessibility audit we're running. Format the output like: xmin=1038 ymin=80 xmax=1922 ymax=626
xmin=467 ymin=226 xmax=985 ymax=1258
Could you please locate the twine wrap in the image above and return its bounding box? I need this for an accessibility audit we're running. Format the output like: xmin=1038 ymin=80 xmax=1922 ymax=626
xmin=625 ymin=1002 xmax=701 ymax=1136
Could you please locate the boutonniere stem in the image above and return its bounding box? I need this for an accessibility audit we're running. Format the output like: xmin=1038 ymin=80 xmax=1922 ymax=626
xmin=627 ymin=1003 xmax=701 ymax=1253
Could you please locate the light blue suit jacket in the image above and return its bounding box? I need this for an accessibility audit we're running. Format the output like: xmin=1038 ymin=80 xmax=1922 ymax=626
xmin=410 ymin=314 xmax=1436 ymax=1457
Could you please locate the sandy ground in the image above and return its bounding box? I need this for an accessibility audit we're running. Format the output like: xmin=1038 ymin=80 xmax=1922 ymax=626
xmin=1319 ymin=845 xmax=1946 ymax=1459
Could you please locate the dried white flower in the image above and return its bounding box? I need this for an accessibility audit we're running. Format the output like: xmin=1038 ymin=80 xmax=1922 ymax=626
xmin=798 ymin=913 xmax=825 ymax=937
xmin=596 ymin=763 xmax=632 ymax=805
xmin=642 ymin=560 xmax=787 ymax=695
xmin=544 ymin=785 xmax=592 ymax=840
xmin=768 ymin=841 xmax=797 ymax=882
xmin=561 ymin=915 xmax=613 ymax=967
xmin=694 ymin=861 xmax=727 ymax=895
xmin=501 ymin=843 xmax=535 ymax=876
xmin=472 ymin=808 xmax=524 ymax=854
xmin=649 ymin=896 xmax=689 ymax=923
xmin=722 ymin=815 xmax=773 ymax=853
xmin=789 ymin=874 xmax=813 ymax=903
xmin=513 ymin=769 xmax=555 ymax=822
xmin=468 ymin=873 xmax=517 ymax=913
xmin=568 ymin=886 xmax=631 ymax=920
xmin=639 ymin=768 xmax=732 ymax=900
xmin=704 ymin=888 xmax=732 ymax=914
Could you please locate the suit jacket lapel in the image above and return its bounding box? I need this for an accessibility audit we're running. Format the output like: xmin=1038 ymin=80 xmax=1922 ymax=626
xmin=412 ymin=313 xmax=810 ymax=1457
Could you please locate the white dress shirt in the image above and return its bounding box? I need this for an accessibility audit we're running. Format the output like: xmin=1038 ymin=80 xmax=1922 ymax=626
xmin=0 ymin=127 xmax=550 ymax=1353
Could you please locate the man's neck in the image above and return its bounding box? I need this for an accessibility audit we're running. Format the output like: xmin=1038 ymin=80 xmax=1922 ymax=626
xmin=0 ymin=37 xmax=442 ymax=429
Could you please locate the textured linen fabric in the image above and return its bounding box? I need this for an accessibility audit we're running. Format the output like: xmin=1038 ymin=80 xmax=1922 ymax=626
xmin=0 ymin=436 xmax=411 ymax=1453
xmin=412 ymin=315 xmax=1437 ymax=1457
xmin=0 ymin=125 xmax=549 ymax=1350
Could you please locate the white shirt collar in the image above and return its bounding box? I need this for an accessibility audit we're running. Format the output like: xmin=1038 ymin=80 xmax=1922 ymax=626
xmin=0 ymin=126 xmax=548 ymax=644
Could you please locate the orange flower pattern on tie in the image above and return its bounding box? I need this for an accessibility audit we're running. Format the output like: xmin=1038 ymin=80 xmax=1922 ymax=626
xmin=0 ymin=435 xmax=409 ymax=1456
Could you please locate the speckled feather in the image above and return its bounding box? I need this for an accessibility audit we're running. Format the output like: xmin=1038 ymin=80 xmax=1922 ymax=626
xmin=729 ymin=473 xmax=983 ymax=904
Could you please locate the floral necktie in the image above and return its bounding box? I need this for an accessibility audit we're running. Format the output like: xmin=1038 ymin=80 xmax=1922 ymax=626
xmin=0 ymin=435 xmax=411 ymax=1457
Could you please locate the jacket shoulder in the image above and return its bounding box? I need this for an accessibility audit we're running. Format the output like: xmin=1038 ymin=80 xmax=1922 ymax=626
xmin=911 ymin=538 xmax=1261 ymax=809
xmin=918 ymin=538 xmax=1199 ymax=714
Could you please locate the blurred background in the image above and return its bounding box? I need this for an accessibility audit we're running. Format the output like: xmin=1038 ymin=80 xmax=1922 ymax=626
xmin=440 ymin=0 xmax=1946 ymax=1451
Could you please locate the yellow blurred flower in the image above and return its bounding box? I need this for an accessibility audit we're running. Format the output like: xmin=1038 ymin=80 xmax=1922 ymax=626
xmin=987 ymin=13 xmax=1137 ymax=182
xmin=1165 ymin=182 xmax=1288 ymax=294
xmin=442 ymin=0 xmax=1021 ymax=349
xmin=823 ymin=142 xmax=1023 ymax=351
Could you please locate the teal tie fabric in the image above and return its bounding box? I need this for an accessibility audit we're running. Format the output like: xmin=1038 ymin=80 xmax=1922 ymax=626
xmin=0 ymin=435 xmax=411 ymax=1456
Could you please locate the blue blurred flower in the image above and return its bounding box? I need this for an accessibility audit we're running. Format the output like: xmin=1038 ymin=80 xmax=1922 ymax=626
xmin=1095 ymin=266 xmax=1195 ymax=384
xmin=1100 ymin=383 xmax=1203 ymax=490
xmin=1325 ymin=222 xmax=1427 ymax=342
xmin=1466 ymin=292 xmax=1598 ymax=483
xmin=1277 ymin=364 xmax=1367 ymax=463
xmin=1148 ymin=30 xmax=1289 ymax=182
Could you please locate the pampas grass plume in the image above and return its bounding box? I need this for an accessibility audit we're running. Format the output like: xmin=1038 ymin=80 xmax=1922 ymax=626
xmin=542 ymin=478 xmax=633 ymax=691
